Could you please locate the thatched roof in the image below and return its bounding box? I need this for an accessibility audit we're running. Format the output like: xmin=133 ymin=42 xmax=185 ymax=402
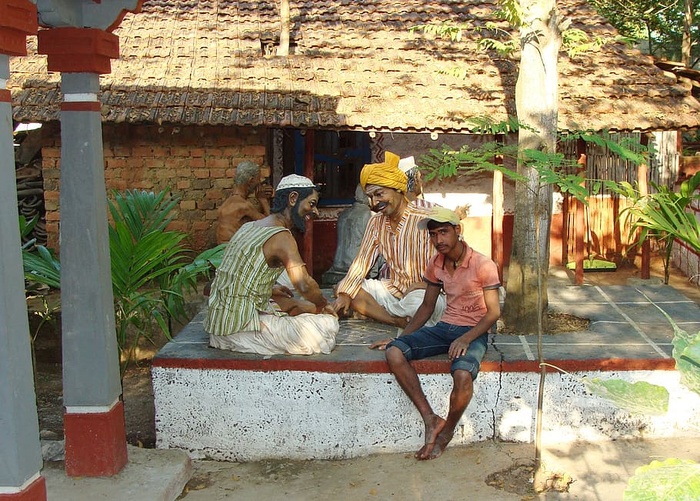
xmin=9 ymin=0 xmax=700 ymax=133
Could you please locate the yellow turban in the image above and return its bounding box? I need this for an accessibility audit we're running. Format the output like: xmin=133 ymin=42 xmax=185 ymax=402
xmin=359 ymin=151 xmax=407 ymax=192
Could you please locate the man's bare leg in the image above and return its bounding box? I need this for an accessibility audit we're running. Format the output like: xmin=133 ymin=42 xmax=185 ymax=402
xmin=351 ymin=289 xmax=409 ymax=327
xmin=385 ymin=346 xmax=445 ymax=458
xmin=421 ymin=369 xmax=474 ymax=460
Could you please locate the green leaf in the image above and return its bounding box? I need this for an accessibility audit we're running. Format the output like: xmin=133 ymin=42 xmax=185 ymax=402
xmin=23 ymin=245 xmax=61 ymax=289
xmin=624 ymin=458 xmax=700 ymax=501
xmin=634 ymin=296 xmax=700 ymax=398
xmin=583 ymin=378 xmax=669 ymax=415
xmin=674 ymin=328 xmax=700 ymax=396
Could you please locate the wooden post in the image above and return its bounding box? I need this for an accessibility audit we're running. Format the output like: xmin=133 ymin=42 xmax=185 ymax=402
xmin=303 ymin=129 xmax=315 ymax=277
xmin=492 ymin=137 xmax=505 ymax=282
xmin=561 ymin=192 xmax=569 ymax=265
xmin=638 ymin=162 xmax=650 ymax=279
xmin=574 ymin=152 xmax=587 ymax=285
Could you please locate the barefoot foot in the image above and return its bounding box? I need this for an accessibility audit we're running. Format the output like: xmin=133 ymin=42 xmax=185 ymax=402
xmin=423 ymin=430 xmax=454 ymax=460
xmin=415 ymin=414 xmax=446 ymax=459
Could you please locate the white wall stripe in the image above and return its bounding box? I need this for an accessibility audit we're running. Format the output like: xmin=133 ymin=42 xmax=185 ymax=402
xmin=63 ymin=93 xmax=98 ymax=102
xmin=0 ymin=473 xmax=40 ymax=494
xmin=65 ymin=398 xmax=119 ymax=414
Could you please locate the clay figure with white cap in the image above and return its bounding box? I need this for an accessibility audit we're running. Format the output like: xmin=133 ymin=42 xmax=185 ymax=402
xmin=205 ymin=174 xmax=339 ymax=355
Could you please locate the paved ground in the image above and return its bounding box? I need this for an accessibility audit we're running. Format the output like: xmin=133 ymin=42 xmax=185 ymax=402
xmin=156 ymin=268 xmax=700 ymax=370
xmin=41 ymin=262 xmax=700 ymax=500
xmin=41 ymin=436 xmax=700 ymax=500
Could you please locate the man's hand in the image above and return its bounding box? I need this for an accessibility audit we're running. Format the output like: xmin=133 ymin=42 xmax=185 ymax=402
xmin=256 ymin=183 xmax=273 ymax=200
xmin=316 ymin=304 xmax=339 ymax=317
xmin=448 ymin=336 xmax=471 ymax=360
xmin=369 ymin=338 xmax=394 ymax=350
xmin=332 ymin=293 xmax=352 ymax=316
xmin=272 ymin=284 xmax=294 ymax=298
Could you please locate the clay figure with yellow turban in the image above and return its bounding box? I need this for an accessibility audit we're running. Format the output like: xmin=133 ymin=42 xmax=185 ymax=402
xmin=359 ymin=151 xmax=408 ymax=193
xmin=332 ymin=150 xmax=447 ymax=330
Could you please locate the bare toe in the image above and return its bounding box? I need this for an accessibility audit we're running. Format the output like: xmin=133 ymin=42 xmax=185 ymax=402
xmin=427 ymin=431 xmax=454 ymax=460
xmin=416 ymin=415 xmax=445 ymax=459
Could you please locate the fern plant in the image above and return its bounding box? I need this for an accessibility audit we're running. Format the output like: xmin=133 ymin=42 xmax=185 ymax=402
xmin=21 ymin=190 xmax=225 ymax=375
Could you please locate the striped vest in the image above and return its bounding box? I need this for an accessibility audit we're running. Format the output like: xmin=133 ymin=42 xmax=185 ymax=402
xmin=205 ymin=223 xmax=287 ymax=335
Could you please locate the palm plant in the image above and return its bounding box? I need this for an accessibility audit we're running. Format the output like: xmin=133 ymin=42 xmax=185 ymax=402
xmin=22 ymin=190 xmax=225 ymax=375
xmin=608 ymin=172 xmax=700 ymax=284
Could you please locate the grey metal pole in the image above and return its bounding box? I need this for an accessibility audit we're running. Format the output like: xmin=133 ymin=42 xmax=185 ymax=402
xmin=0 ymin=53 xmax=46 ymax=496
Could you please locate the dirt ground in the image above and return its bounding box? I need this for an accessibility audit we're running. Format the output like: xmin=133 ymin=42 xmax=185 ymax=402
xmin=32 ymin=255 xmax=700 ymax=450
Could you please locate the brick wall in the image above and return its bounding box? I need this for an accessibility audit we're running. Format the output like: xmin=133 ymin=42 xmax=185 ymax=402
xmin=41 ymin=122 xmax=267 ymax=252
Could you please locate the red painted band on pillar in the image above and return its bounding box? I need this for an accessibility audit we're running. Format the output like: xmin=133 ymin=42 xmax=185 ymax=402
xmin=0 ymin=0 xmax=38 ymax=33
xmin=61 ymin=101 xmax=101 ymax=112
xmin=37 ymin=28 xmax=119 ymax=74
xmin=0 ymin=89 xmax=11 ymax=103
xmin=0 ymin=27 xmax=30 ymax=56
xmin=0 ymin=475 xmax=47 ymax=501
xmin=64 ymin=400 xmax=128 ymax=477
xmin=0 ymin=2 xmax=38 ymax=57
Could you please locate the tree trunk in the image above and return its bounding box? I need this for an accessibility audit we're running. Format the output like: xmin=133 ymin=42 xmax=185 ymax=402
xmin=682 ymin=0 xmax=692 ymax=67
xmin=502 ymin=0 xmax=562 ymax=335
xmin=277 ymin=0 xmax=291 ymax=56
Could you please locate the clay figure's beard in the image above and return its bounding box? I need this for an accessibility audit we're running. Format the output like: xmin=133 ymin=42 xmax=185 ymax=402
xmin=292 ymin=206 xmax=307 ymax=232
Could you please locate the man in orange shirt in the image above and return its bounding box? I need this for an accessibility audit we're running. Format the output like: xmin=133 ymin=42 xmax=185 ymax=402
xmin=371 ymin=207 xmax=501 ymax=460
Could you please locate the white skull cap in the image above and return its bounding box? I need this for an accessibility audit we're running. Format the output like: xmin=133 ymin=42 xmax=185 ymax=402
xmin=276 ymin=174 xmax=316 ymax=191
xmin=398 ymin=156 xmax=417 ymax=173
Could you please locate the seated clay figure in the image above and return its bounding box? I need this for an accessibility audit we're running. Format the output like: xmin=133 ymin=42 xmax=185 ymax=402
xmin=216 ymin=160 xmax=272 ymax=244
xmin=322 ymin=184 xmax=378 ymax=285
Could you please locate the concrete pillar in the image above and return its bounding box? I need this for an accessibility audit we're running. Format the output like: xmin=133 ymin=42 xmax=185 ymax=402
xmin=36 ymin=27 xmax=126 ymax=478
xmin=0 ymin=2 xmax=47 ymax=499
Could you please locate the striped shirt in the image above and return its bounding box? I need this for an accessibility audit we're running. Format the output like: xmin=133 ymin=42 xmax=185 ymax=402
xmin=337 ymin=201 xmax=435 ymax=299
xmin=205 ymin=223 xmax=287 ymax=336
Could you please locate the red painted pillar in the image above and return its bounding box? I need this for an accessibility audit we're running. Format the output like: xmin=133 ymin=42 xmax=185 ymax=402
xmin=37 ymin=27 xmax=128 ymax=478
xmin=574 ymin=150 xmax=588 ymax=285
xmin=303 ymin=129 xmax=315 ymax=276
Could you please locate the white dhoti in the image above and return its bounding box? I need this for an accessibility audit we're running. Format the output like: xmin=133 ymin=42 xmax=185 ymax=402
xmin=361 ymin=279 xmax=446 ymax=327
xmin=209 ymin=312 xmax=339 ymax=356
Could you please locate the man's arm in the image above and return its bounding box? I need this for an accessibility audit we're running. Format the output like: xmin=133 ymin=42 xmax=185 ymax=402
xmin=334 ymin=217 xmax=381 ymax=299
xmin=255 ymin=182 xmax=272 ymax=215
xmin=264 ymin=231 xmax=332 ymax=313
xmin=401 ymin=281 xmax=440 ymax=336
xmin=447 ymin=287 xmax=500 ymax=360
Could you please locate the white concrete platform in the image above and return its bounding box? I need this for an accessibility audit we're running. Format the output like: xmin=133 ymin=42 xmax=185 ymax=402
xmin=152 ymin=285 xmax=700 ymax=461
xmin=153 ymin=365 xmax=700 ymax=461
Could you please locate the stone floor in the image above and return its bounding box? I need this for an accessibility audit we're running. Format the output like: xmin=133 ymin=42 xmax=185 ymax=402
xmin=155 ymin=279 xmax=700 ymax=374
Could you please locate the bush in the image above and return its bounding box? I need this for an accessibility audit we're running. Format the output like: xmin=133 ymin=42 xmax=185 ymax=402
xmin=21 ymin=189 xmax=226 ymax=375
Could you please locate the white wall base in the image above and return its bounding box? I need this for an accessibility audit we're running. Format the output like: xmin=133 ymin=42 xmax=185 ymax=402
xmin=153 ymin=367 xmax=700 ymax=461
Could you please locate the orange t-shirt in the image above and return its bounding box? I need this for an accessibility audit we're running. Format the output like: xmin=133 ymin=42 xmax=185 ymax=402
xmin=423 ymin=245 xmax=500 ymax=326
